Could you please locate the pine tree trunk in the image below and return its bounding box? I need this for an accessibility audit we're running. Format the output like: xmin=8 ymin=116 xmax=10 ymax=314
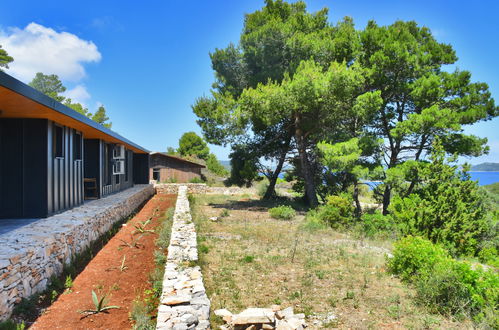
xmin=295 ymin=113 xmax=318 ymax=207
xmin=263 ymin=136 xmax=291 ymax=200
xmin=382 ymin=185 xmax=391 ymax=215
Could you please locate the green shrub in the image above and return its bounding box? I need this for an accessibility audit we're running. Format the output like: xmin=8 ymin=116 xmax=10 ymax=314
xmin=478 ymin=247 xmax=499 ymax=268
xmin=269 ymin=205 xmax=296 ymax=220
xmin=189 ymin=177 xmax=204 ymax=183
xmin=388 ymin=143 xmax=491 ymax=257
xmin=206 ymin=153 xmax=229 ymax=177
xmin=257 ymin=180 xmax=269 ymax=197
xmin=388 ymin=236 xmax=499 ymax=326
xmin=130 ymin=299 xmax=155 ymax=330
xmin=360 ymin=211 xmax=397 ymax=238
xmin=387 ymin=236 xmax=449 ymax=282
xmin=301 ymin=212 xmax=328 ymax=231
xmin=308 ymin=194 xmax=354 ymax=229
xmin=414 ymin=259 xmax=499 ymax=323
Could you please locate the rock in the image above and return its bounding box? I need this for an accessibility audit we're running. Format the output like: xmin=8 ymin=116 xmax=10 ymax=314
xmin=276 ymin=307 xmax=294 ymax=320
xmin=232 ymin=308 xmax=275 ymax=325
xmin=286 ymin=317 xmax=305 ymax=329
xmin=181 ymin=313 xmax=198 ymax=325
xmin=276 ymin=320 xmax=294 ymax=330
xmin=209 ymin=216 xmax=219 ymax=222
xmin=214 ymin=308 xmax=233 ymax=317
xmin=161 ymin=295 xmax=191 ymax=305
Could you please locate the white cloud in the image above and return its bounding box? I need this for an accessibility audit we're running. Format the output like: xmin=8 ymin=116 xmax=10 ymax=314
xmin=0 ymin=22 xmax=101 ymax=83
xmin=62 ymin=84 xmax=91 ymax=108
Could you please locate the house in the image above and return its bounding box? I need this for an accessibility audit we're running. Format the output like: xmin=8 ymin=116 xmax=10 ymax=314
xmin=0 ymin=71 xmax=150 ymax=219
xmin=150 ymin=152 xmax=205 ymax=183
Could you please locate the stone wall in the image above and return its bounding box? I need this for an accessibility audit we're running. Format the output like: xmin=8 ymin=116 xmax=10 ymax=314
xmin=0 ymin=184 xmax=154 ymax=320
xmin=156 ymin=185 xmax=210 ymax=330
xmin=155 ymin=183 xmax=255 ymax=196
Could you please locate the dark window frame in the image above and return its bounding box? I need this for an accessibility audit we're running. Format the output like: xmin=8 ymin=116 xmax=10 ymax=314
xmin=53 ymin=124 xmax=64 ymax=159
xmin=73 ymin=131 xmax=82 ymax=161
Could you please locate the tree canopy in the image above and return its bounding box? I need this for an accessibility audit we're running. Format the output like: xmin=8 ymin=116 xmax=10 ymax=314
xmin=29 ymin=72 xmax=112 ymax=129
xmin=177 ymin=132 xmax=210 ymax=160
xmin=29 ymin=72 xmax=67 ymax=102
xmin=192 ymin=0 xmax=498 ymax=209
xmin=0 ymin=45 xmax=13 ymax=71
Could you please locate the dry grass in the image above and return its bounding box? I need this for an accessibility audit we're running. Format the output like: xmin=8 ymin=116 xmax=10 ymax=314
xmin=191 ymin=194 xmax=472 ymax=329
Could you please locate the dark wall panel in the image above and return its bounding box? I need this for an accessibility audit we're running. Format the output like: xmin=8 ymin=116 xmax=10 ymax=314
xmin=84 ymin=139 xmax=101 ymax=198
xmin=22 ymin=120 xmax=48 ymax=217
xmin=48 ymin=121 xmax=83 ymax=216
xmin=0 ymin=119 xmax=24 ymax=218
xmin=0 ymin=119 xmax=48 ymax=218
xmin=133 ymin=153 xmax=150 ymax=184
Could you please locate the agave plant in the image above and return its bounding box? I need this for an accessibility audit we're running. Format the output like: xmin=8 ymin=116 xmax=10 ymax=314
xmin=80 ymin=290 xmax=119 ymax=315
xmin=132 ymin=218 xmax=155 ymax=235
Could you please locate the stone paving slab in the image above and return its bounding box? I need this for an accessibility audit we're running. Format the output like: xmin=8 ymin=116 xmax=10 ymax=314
xmin=0 ymin=184 xmax=154 ymax=320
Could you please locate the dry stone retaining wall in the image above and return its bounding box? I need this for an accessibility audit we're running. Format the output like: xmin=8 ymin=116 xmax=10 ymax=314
xmin=155 ymin=183 xmax=254 ymax=196
xmin=0 ymin=184 xmax=154 ymax=320
xmin=156 ymin=185 xmax=210 ymax=330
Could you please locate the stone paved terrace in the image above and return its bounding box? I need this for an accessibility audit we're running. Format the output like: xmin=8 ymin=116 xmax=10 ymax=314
xmin=0 ymin=184 xmax=154 ymax=320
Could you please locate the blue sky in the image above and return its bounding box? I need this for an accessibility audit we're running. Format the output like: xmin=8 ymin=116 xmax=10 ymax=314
xmin=1 ymin=0 xmax=498 ymax=163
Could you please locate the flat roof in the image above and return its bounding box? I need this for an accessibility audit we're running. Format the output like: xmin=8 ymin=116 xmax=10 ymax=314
xmin=150 ymin=152 xmax=206 ymax=167
xmin=0 ymin=71 xmax=149 ymax=154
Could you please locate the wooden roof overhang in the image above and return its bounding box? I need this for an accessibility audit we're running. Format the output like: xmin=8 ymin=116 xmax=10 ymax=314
xmin=0 ymin=72 xmax=149 ymax=154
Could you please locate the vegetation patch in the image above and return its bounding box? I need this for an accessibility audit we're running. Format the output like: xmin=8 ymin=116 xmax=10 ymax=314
xmin=268 ymin=205 xmax=296 ymax=220
xmin=191 ymin=193 xmax=471 ymax=329
xmin=388 ymin=236 xmax=498 ymax=327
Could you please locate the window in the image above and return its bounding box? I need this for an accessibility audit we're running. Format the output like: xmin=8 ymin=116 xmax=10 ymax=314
xmin=73 ymin=132 xmax=82 ymax=160
xmin=153 ymin=168 xmax=160 ymax=181
xmin=113 ymin=160 xmax=125 ymax=175
xmin=54 ymin=125 xmax=64 ymax=158
xmin=113 ymin=145 xmax=125 ymax=159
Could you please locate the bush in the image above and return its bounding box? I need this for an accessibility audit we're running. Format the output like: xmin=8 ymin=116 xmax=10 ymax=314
xmin=308 ymin=194 xmax=354 ymax=229
xmin=206 ymin=153 xmax=229 ymax=177
xmin=478 ymin=247 xmax=499 ymax=268
xmin=388 ymin=142 xmax=491 ymax=257
xmin=257 ymin=180 xmax=269 ymax=197
xmin=269 ymin=205 xmax=296 ymax=220
xmin=387 ymin=236 xmax=449 ymax=282
xmin=189 ymin=177 xmax=204 ymax=183
xmin=414 ymin=259 xmax=498 ymax=323
xmin=360 ymin=211 xmax=397 ymax=238
xmin=388 ymin=236 xmax=499 ymax=326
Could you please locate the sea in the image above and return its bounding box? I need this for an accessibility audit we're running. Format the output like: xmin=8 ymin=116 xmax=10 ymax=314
xmin=278 ymin=171 xmax=499 ymax=186
xmin=469 ymin=172 xmax=499 ymax=186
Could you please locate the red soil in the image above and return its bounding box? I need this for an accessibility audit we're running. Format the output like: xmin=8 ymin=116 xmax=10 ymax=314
xmin=31 ymin=193 xmax=177 ymax=330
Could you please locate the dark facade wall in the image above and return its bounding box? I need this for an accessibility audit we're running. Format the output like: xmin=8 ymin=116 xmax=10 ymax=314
xmin=100 ymin=141 xmax=134 ymax=197
xmin=84 ymin=139 xmax=101 ymax=198
xmin=0 ymin=119 xmax=48 ymax=218
xmin=47 ymin=121 xmax=84 ymax=216
xmin=133 ymin=153 xmax=150 ymax=184
xmin=149 ymin=154 xmax=203 ymax=183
